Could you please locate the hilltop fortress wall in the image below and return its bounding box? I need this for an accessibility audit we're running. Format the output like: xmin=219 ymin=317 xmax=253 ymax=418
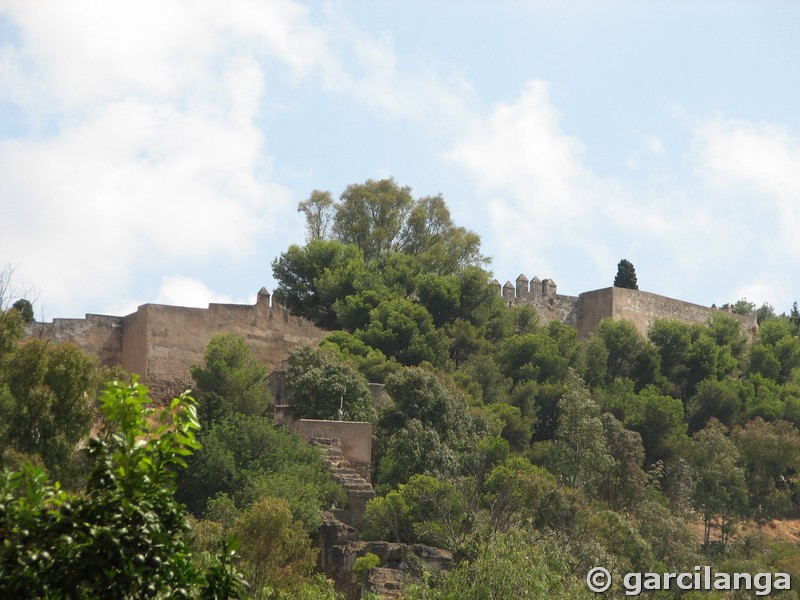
xmin=495 ymin=274 xmax=758 ymax=340
xmin=25 ymin=287 xmax=327 ymax=399
xmin=26 ymin=278 xmax=758 ymax=399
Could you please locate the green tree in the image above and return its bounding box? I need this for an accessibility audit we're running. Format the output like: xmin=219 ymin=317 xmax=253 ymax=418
xmin=11 ymin=298 xmax=34 ymax=322
xmin=376 ymin=419 xmax=458 ymax=491
xmin=732 ymin=298 xmax=756 ymax=315
xmin=595 ymin=318 xmax=659 ymax=388
xmin=230 ymin=496 xmax=318 ymax=599
xmin=178 ymin=411 xmax=344 ymax=530
xmin=284 ymin=345 xmax=375 ymax=422
xmin=359 ymin=297 xmax=448 ymax=367
xmin=0 ymin=340 xmax=101 ymax=486
xmin=551 ymin=375 xmax=613 ymax=493
xmin=271 ymin=239 xmax=368 ymax=328
xmin=190 ymin=333 xmax=270 ymax=425
xmin=598 ymin=413 xmax=647 ymax=511
xmin=624 ymin=385 xmax=687 ymax=464
xmin=380 ymin=367 xmax=480 ymax=446
xmin=732 ymin=418 xmax=800 ymax=523
xmin=0 ymin=379 xmax=247 ymax=599
xmin=687 ymin=419 xmax=748 ymax=548
xmin=613 ymin=258 xmax=638 ymax=290
xmin=297 ymin=189 xmax=335 ymax=242
xmin=333 ymin=178 xmax=415 ymax=261
xmin=414 ymin=530 xmax=592 ymax=600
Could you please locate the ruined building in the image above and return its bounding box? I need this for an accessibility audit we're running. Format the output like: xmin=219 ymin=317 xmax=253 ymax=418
xmin=495 ymin=274 xmax=758 ymax=341
xmin=25 ymin=277 xmax=757 ymax=401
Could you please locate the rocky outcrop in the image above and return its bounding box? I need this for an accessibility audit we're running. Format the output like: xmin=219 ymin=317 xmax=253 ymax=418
xmin=314 ymin=512 xmax=453 ymax=600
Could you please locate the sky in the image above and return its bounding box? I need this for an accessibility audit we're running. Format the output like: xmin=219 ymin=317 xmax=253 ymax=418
xmin=1 ymin=0 xmax=799 ymax=321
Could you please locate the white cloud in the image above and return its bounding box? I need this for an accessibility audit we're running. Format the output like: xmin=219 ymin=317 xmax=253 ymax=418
xmin=692 ymin=118 xmax=800 ymax=252
xmin=444 ymin=80 xmax=630 ymax=285
xmin=155 ymin=275 xmax=240 ymax=308
xmin=0 ymin=0 xmax=480 ymax=317
xmin=445 ymin=79 xmax=800 ymax=309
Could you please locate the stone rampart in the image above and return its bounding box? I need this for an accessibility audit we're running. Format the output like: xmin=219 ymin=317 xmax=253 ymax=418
xmin=577 ymin=287 xmax=758 ymax=339
xmin=494 ymin=275 xmax=580 ymax=327
xmin=25 ymin=288 xmax=327 ymax=399
xmin=495 ymin=276 xmax=758 ymax=339
xmin=25 ymin=313 xmax=123 ymax=366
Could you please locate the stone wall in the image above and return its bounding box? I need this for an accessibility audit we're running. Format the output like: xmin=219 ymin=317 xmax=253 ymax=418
xmin=494 ymin=275 xmax=580 ymax=327
xmin=577 ymin=287 xmax=758 ymax=340
xmin=495 ymin=276 xmax=758 ymax=339
xmin=25 ymin=288 xmax=327 ymax=399
xmin=25 ymin=313 xmax=124 ymax=366
xmin=273 ymin=407 xmax=373 ymax=483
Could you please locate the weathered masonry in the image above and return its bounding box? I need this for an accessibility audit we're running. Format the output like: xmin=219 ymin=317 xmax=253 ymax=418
xmin=25 ymin=279 xmax=758 ymax=401
xmin=495 ymin=275 xmax=758 ymax=340
xmin=24 ymin=288 xmax=327 ymax=399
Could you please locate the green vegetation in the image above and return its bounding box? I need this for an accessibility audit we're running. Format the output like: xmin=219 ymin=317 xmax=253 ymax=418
xmin=0 ymin=379 xmax=247 ymax=598
xmin=5 ymin=178 xmax=800 ymax=598
xmin=613 ymin=258 xmax=638 ymax=290
xmin=273 ymin=179 xmax=800 ymax=597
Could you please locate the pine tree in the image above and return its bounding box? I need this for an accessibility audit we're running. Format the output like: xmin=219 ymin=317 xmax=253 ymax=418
xmin=613 ymin=259 xmax=638 ymax=290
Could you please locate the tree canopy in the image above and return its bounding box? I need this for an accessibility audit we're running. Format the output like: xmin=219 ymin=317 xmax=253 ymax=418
xmin=613 ymin=258 xmax=639 ymax=290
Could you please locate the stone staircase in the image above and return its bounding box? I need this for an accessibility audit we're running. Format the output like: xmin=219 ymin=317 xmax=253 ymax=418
xmin=311 ymin=437 xmax=375 ymax=529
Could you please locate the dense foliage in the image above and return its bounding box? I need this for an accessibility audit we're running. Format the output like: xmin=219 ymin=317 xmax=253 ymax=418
xmin=273 ymin=179 xmax=800 ymax=597
xmin=613 ymin=258 xmax=639 ymax=290
xmin=0 ymin=379 xmax=247 ymax=599
xmin=5 ymin=178 xmax=800 ymax=598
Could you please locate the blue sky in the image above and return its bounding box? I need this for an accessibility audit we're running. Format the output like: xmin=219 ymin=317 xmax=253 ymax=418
xmin=1 ymin=0 xmax=799 ymax=320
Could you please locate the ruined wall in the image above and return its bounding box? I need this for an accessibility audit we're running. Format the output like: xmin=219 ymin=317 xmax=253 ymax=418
xmin=576 ymin=287 xmax=758 ymax=339
xmin=494 ymin=275 xmax=580 ymax=327
xmin=495 ymin=276 xmax=758 ymax=339
xmin=273 ymin=406 xmax=372 ymax=482
xmin=25 ymin=288 xmax=327 ymax=399
xmin=25 ymin=314 xmax=123 ymax=366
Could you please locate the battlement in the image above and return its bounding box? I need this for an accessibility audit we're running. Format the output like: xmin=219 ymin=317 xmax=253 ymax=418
xmin=25 ymin=287 xmax=327 ymax=400
xmin=493 ymin=275 xmax=758 ymax=339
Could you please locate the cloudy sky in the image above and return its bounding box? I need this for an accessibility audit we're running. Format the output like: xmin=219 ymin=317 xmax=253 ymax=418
xmin=1 ymin=1 xmax=799 ymax=320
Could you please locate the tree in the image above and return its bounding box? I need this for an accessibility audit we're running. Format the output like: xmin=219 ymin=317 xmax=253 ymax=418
xmin=333 ymin=178 xmax=415 ymax=261
xmin=613 ymin=259 xmax=638 ymax=290
xmin=177 ymin=411 xmax=345 ymax=530
xmin=732 ymin=298 xmax=756 ymax=315
xmin=297 ymin=189 xmax=335 ymax=242
xmin=271 ymin=239 xmax=368 ymax=328
xmin=687 ymin=419 xmax=748 ymax=548
xmin=598 ymin=413 xmax=647 ymax=511
xmin=732 ymin=418 xmax=800 ymax=523
xmin=11 ymin=298 xmax=34 ymax=323
xmin=190 ymin=333 xmax=270 ymax=425
xmin=364 ymin=474 xmax=468 ymax=550
xmin=284 ymin=345 xmax=375 ymax=422
xmin=624 ymin=385 xmax=687 ymax=464
xmin=551 ymin=375 xmax=612 ymax=493
xmin=790 ymin=301 xmax=800 ymax=329
xmin=0 ymin=339 xmax=102 ymax=486
xmin=415 ymin=529 xmax=593 ymax=600
xmin=381 ymin=367 xmax=480 ymax=446
xmin=0 ymin=379 xmax=247 ymax=598
xmin=229 ymin=496 xmax=317 ymax=598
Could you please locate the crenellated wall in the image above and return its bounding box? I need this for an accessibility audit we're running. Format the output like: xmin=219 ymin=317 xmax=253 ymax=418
xmin=494 ymin=275 xmax=581 ymax=327
xmin=25 ymin=288 xmax=327 ymax=399
xmin=495 ymin=276 xmax=758 ymax=339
